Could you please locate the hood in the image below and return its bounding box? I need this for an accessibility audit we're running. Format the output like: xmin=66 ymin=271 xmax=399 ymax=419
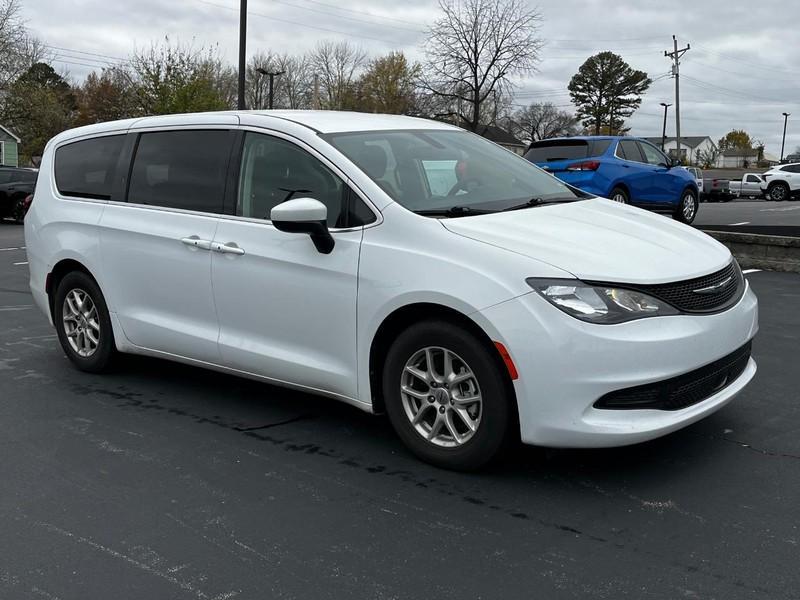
xmin=441 ymin=198 xmax=731 ymax=285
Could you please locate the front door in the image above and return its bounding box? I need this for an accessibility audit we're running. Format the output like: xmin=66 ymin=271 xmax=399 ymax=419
xmin=211 ymin=131 xmax=371 ymax=400
xmin=99 ymin=128 xmax=236 ymax=363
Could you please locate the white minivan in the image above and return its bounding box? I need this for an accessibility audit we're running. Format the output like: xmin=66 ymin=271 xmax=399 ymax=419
xmin=25 ymin=111 xmax=759 ymax=470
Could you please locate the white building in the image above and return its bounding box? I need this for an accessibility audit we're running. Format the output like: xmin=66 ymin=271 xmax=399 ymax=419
xmin=643 ymin=136 xmax=717 ymax=164
xmin=716 ymin=148 xmax=760 ymax=169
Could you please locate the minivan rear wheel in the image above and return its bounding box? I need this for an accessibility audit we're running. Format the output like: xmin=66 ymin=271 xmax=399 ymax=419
xmin=609 ymin=187 xmax=629 ymax=204
xmin=382 ymin=320 xmax=513 ymax=471
xmin=54 ymin=271 xmax=117 ymax=373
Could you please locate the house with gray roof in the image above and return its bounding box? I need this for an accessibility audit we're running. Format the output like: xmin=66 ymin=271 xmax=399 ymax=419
xmin=643 ymin=136 xmax=717 ymax=164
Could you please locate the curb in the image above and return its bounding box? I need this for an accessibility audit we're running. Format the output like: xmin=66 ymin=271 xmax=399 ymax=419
xmin=702 ymin=230 xmax=800 ymax=273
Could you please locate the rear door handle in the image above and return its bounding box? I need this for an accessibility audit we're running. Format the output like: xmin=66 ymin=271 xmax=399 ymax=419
xmin=212 ymin=241 xmax=245 ymax=256
xmin=181 ymin=235 xmax=213 ymax=250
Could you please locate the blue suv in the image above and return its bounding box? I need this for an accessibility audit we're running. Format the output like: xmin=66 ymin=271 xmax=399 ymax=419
xmin=524 ymin=136 xmax=700 ymax=224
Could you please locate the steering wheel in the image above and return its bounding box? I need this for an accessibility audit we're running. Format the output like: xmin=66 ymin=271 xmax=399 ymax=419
xmin=447 ymin=177 xmax=482 ymax=197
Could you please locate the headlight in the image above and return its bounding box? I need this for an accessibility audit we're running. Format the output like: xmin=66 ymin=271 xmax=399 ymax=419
xmin=526 ymin=278 xmax=679 ymax=324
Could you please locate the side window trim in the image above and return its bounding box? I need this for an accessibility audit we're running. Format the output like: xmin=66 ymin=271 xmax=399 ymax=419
xmin=110 ymin=132 xmax=138 ymax=203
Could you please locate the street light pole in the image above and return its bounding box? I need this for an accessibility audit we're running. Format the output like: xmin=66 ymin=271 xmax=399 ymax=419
xmin=256 ymin=68 xmax=286 ymax=109
xmin=237 ymin=0 xmax=247 ymax=110
xmin=780 ymin=112 xmax=790 ymax=162
xmin=660 ymin=102 xmax=672 ymax=152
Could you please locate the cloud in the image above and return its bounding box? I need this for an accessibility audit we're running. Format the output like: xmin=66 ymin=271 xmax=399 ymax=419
xmin=21 ymin=0 xmax=799 ymax=153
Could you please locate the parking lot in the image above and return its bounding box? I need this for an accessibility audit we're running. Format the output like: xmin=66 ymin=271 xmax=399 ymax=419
xmin=1 ymin=220 xmax=799 ymax=599
xmin=694 ymin=199 xmax=800 ymax=236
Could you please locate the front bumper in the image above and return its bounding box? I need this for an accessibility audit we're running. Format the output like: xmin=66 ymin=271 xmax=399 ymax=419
xmin=475 ymin=281 xmax=759 ymax=448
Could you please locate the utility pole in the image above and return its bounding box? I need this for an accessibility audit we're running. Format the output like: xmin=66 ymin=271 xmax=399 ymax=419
xmin=237 ymin=0 xmax=247 ymax=110
xmin=665 ymin=35 xmax=689 ymax=161
xmin=660 ymin=102 xmax=672 ymax=151
xmin=256 ymin=68 xmax=285 ymax=109
xmin=780 ymin=112 xmax=790 ymax=162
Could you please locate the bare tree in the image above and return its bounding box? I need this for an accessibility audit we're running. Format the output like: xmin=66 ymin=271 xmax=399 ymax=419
xmin=274 ymin=52 xmax=312 ymax=109
xmin=0 ymin=0 xmax=46 ymax=92
xmin=309 ymin=40 xmax=367 ymax=110
xmin=421 ymin=0 xmax=543 ymax=132
xmin=245 ymin=50 xmax=278 ymax=110
xmin=508 ymin=102 xmax=579 ymax=143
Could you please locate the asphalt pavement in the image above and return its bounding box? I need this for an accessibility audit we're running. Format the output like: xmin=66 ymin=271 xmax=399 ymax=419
xmin=694 ymin=198 xmax=800 ymax=236
xmin=1 ymin=221 xmax=800 ymax=599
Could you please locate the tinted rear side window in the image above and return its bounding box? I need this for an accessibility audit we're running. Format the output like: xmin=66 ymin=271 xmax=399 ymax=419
xmin=783 ymin=165 xmax=800 ymax=173
xmin=128 ymin=130 xmax=234 ymax=213
xmin=55 ymin=135 xmax=125 ymax=199
xmin=618 ymin=140 xmax=644 ymax=163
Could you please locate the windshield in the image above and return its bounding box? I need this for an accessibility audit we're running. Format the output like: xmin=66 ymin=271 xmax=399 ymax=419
xmin=323 ymin=129 xmax=588 ymax=215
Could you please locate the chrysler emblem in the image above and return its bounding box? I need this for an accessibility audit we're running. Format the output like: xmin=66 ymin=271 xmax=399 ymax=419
xmin=692 ymin=276 xmax=733 ymax=295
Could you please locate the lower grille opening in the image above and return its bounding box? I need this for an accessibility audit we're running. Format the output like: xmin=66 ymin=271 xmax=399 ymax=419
xmin=594 ymin=341 xmax=752 ymax=411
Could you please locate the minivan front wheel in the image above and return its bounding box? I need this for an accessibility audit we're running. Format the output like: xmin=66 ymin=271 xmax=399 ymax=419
xmin=674 ymin=189 xmax=698 ymax=224
xmin=382 ymin=320 xmax=513 ymax=470
xmin=54 ymin=271 xmax=117 ymax=373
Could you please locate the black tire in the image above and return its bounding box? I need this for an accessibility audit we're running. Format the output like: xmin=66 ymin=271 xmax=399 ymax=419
xmin=10 ymin=196 xmax=25 ymax=223
xmin=609 ymin=186 xmax=629 ymax=204
xmin=673 ymin=188 xmax=698 ymax=224
xmin=382 ymin=320 xmax=514 ymax=471
xmin=54 ymin=271 xmax=117 ymax=373
xmin=768 ymin=182 xmax=789 ymax=202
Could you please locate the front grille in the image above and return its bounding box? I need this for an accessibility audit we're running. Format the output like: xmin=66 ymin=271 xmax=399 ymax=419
xmin=623 ymin=261 xmax=743 ymax=313
xmin=594 ymin=341 xmax=752 ymax=411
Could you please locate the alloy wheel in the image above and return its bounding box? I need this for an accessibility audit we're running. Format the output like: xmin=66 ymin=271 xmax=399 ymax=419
xmin=771 ymin=185 xmax=787 ymax=201
xmin=62 ymin=288 xmax=100 ymax=358
xmin=400 ymin=346 xmax=482 ymax=448
xmin=682 ymin=193 xmax=696 ymax=220
xmin=612 ymin=192 xmax=627 ymax=203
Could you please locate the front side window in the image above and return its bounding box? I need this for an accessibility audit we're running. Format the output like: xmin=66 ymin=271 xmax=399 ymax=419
xmin=325 ymin=129 xmax=587 ymax=215
xmin=55 ymin=135 xmax=125 ymax=199
xmin=237 ymin=132 xmax=374 ymax=227
xmin=784 ymin=165 xmax=800 ymax=173
xmin=638 ymin=142 xmax=669 ymax=166
xmin=128 ymin=130 xmax=234 ymax=213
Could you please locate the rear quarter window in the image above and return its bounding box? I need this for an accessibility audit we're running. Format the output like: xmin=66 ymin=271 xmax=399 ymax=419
xmin=55 ymin=135 xmax=125 ymax=199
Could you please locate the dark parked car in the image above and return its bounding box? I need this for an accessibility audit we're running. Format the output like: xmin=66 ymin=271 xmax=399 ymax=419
xmin=524 ymin=136 xmax=700 ymax=224
xmin=0 ymin=167 xmax=38 ymax=222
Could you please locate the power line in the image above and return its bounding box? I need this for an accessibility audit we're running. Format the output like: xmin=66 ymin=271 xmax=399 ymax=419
xmin=262 ymin=0 xmax=422 ymax=32
xmin=280 ymin=0 xmax=426 ymax=27
xmin=196 ymin=0 xmax=414 ymax=43
xmin=44 ymin=44 xmax=129 ymax=63
xmin=692 ymin=45 xmax=800 ymax=75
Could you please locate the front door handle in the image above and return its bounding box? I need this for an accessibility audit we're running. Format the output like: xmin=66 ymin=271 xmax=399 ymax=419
xmin=181 ymin=235 xmax=213 ymax=250
xmin=212 ymin=241 xmax=245 ymax=256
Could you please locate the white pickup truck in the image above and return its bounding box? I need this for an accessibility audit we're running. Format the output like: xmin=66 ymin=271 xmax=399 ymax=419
xmin=729 ymin=173 xmax=764 ymax=199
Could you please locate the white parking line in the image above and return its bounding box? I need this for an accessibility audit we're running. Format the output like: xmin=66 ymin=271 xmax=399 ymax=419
xmin=743 ymin=269 xmax=761 ymax=274
xmin=728 ymin=222 xmax=750 ymax=226
xmin=761 ymin=206 xmax=800 ymax=212
xmin=0 ymin=246 xmax=25 ymax=251
xmin=13 ymin=261 xmax=28 ymax=266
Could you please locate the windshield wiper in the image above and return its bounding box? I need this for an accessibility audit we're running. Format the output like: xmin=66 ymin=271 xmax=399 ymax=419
xmin=414 ymin=206 xmax=495 ymax=217
xmin=501 ymin=197 xmax=577 ymax=212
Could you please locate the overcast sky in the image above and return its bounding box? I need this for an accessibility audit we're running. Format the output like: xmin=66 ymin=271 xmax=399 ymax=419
xmin=22 ymin=0 xmax=800 ymax=156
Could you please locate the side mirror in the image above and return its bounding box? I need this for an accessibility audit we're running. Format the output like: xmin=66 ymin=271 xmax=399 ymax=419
xmin=270 ymin=198 xmax=335 ymax=254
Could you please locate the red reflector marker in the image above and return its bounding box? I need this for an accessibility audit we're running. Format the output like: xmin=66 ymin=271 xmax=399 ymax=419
xmin=494 ymin=341 xmax=519 ymax=380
